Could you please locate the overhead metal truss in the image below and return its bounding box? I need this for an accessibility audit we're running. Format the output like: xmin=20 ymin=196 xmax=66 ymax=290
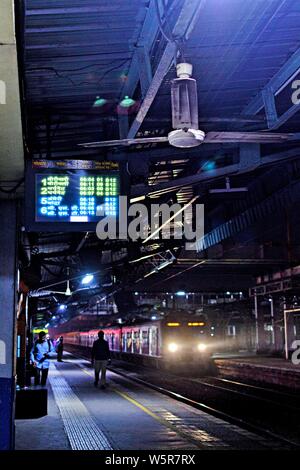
xmin=244 ymin=44 xmax=300 ymax=129
xmin=127 ymin=0 xmax=207 ymax=139
xmin=196 ymin=177 xmax=300 ymax=253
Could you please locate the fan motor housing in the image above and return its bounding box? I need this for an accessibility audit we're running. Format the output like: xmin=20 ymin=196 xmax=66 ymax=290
xmin=168 ymin=129 xmax=205 ymax=148
xmin=171 ymin=77 xmax=198 ymax=130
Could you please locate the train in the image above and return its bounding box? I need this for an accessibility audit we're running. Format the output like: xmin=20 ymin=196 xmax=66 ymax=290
xmin=60 ymin=313 xmax=213 ymax=370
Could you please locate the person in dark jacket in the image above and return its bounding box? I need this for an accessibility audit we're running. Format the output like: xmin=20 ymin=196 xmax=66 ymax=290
xmin=56 ymin=336 xmax=64 ymax=362
xmin=91 ymin=331 xmax=110 ymax=389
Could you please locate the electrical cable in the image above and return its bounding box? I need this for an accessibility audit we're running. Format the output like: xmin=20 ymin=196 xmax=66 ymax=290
xmin=154 ymin=0 xmax=177 ymax=44
xmin=26 ymin=58 xmax=131 ymax=87
xmin=27 ymin=60 xmax=125 ymax=74
xmin=0 ymin=177 xmax=25 ymax=194
xmin=95 ymin=58 xmax=130 ymax=86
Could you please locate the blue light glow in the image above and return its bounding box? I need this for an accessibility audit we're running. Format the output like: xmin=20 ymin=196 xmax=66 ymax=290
xmin=81 ymin=274 xmax=94 ymax=285
xmin=202 ymin=161 xmax=216 ymax=171
xmin=176 ymin=291 xmax=186 ymax=296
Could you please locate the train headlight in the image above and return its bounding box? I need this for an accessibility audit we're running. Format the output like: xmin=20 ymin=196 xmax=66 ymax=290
xmin=168 ymin=343 xmax=178 ymax=353
xmin=198 ymin=343 xmax=207 ymax=352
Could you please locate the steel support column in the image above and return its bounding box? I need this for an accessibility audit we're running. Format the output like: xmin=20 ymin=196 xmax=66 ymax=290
xmin=284 ymin=308 xmax=296 ymax=360
xmin=136 ymin=45 xmax=152 ymax=99
xmin=254 ymin=292 xmax=267 ymax=353
xmin=0 ymin=200 xmax=18 ymax=450
xmin=273 ymin=303 xmax=283 ymax=353
xmin=267 ymin=297 xmax=282 ymax=353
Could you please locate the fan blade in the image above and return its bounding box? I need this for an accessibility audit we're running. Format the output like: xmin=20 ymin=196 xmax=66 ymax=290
xmin=79 ymin=136 xmax=169 ymax=148
xmin=204 ymin=131 xmax=295 ymax=144
xmin=50 ymin=291 xmax=69 ymax=295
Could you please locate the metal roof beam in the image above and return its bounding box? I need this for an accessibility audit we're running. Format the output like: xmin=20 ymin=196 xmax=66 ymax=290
xmin=127 ymin=0 xmax=207 ymax=139
xmin=26 ymin=4 xmax=147 ymax=16
xmin=262 ymin=87 xmax=278 ymax=128
xmin=196 ymin=178 xmax=300 ymax=253
xmin=131 ymin=146 xmax=300 ymax=198
xmin=243 ymin=46 xmax=300 ymax=116
xmin=268 ymin=103 xmax=300 ymax=130
xmin=121 ymin=0 xmax=164 ymax=100
xmin=136 ymin=45 xmax=152 ymax=99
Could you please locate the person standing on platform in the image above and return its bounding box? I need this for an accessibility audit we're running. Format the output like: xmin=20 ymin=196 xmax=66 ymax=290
xmin=56 ymin=336 xmax=64 ymax=362
xmin=30 ymin=331 xmax=55 ymax=386
xmin=91 ymin=331 xmax=110 ymax=389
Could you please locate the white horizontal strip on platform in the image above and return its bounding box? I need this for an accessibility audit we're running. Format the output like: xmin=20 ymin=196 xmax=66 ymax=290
xmin=49 ymin=365 xmax=113 ymax=450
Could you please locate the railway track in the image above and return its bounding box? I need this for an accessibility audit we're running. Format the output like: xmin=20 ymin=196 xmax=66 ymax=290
xmin=188 ymin=376 xmax=300 ymax=412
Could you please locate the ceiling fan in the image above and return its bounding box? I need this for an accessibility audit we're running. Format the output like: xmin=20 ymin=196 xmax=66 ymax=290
xmin=79 ymin=62 xmax=297 ymax=150
xmin=48 ymin=276 xmax=73 ymax=296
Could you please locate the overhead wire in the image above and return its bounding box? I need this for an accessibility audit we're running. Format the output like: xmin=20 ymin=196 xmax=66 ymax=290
xmin=0 ymin=178 xmax=25 ymax=194
xmin=26 ymin=58 xmax=131 ymax=87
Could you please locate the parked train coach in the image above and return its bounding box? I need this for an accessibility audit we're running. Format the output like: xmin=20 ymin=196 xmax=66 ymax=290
xmin=61 ymin=314 xmax=213 ymax=371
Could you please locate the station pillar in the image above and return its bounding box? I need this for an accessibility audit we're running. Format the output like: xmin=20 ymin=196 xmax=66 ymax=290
xmin=283 ymin=308 xmax=297 ymax=360
xmin=273 ymin=301 xmax=284 ymax=353
xmin=0 ymin=200 xmax=18 ymax=450
xmin=254 ymin=293 xmax=267 ymax=353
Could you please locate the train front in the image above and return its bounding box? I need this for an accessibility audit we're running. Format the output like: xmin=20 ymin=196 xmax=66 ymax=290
xmin=161 ymin=315 xmax=212 ymax=368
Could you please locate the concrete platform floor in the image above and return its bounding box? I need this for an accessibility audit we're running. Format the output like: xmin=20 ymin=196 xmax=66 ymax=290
xmin=15 ymin=382 xmax=71 ymax=450
xmin=15 ymin=356 xmax=292 ymax=450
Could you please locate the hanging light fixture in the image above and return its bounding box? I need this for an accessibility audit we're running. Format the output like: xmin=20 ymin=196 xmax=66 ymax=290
xmin=93 ymin=96 xmax=107 ymax=107
xmin=119 ymin=95 xmax=135 ymax=108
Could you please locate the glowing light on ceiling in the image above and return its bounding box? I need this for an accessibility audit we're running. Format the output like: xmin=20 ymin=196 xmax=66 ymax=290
xmin=81 ymin=274 xmax=94 ymax=285
xmin=119 ymin=95 xmax=135 ymax=108
xmin=93 ymin=96 xmax=107 ymax=107
xmin=176 ymin=291 xmax=186 ymax=296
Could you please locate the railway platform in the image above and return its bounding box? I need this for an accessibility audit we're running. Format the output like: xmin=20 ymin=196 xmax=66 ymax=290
xmin=15 ymin=355 xmax=293 ymax=451
xmin=214 ymin=356 xmax=300 ymax=390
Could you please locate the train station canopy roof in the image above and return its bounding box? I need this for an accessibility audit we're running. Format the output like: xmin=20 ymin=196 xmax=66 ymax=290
xmin=14 ymin=0 xmax=300 ymax=322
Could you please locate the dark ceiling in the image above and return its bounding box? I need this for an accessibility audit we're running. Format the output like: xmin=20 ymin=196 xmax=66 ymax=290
xmin=18 ymin=0 xmax=300 ymax=323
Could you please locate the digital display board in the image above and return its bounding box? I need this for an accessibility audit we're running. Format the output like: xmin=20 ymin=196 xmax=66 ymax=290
xmin=36 ymin=172 xmax=119 ymax=222
xmin=25 ymin=160 xmax=125 ymax=232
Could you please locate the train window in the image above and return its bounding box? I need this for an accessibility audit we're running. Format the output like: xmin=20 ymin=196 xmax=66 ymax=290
xmin=133 ymin=330 xmax=140 ymax=354
xmin=227 ymin=325 xmax=236 ymax=336
xmin=126 ymin=332 xmax=132 ymax=353
xmin=150 ymin=327 xmax=158 ymax=356
xmin=122 ymin=333 xmax=127 ymax=352
xmin=115 ymin=332 xmax=120 ymax=352
xmin=141 ymin=329 xmax=149 ymax=355
xmin=111 ymin=333 xmax=114 ymax=350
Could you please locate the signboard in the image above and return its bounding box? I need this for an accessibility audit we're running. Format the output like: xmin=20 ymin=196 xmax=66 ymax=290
xmin=32 ymin=329 xmax=49 ymax=334
xmin=25 ymin=160 xmax=123 ymax=232
xmin=32 ymin=159 xmax=119 ymax=170
xmin=35 ymin=173 xmax=119 ymax=222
